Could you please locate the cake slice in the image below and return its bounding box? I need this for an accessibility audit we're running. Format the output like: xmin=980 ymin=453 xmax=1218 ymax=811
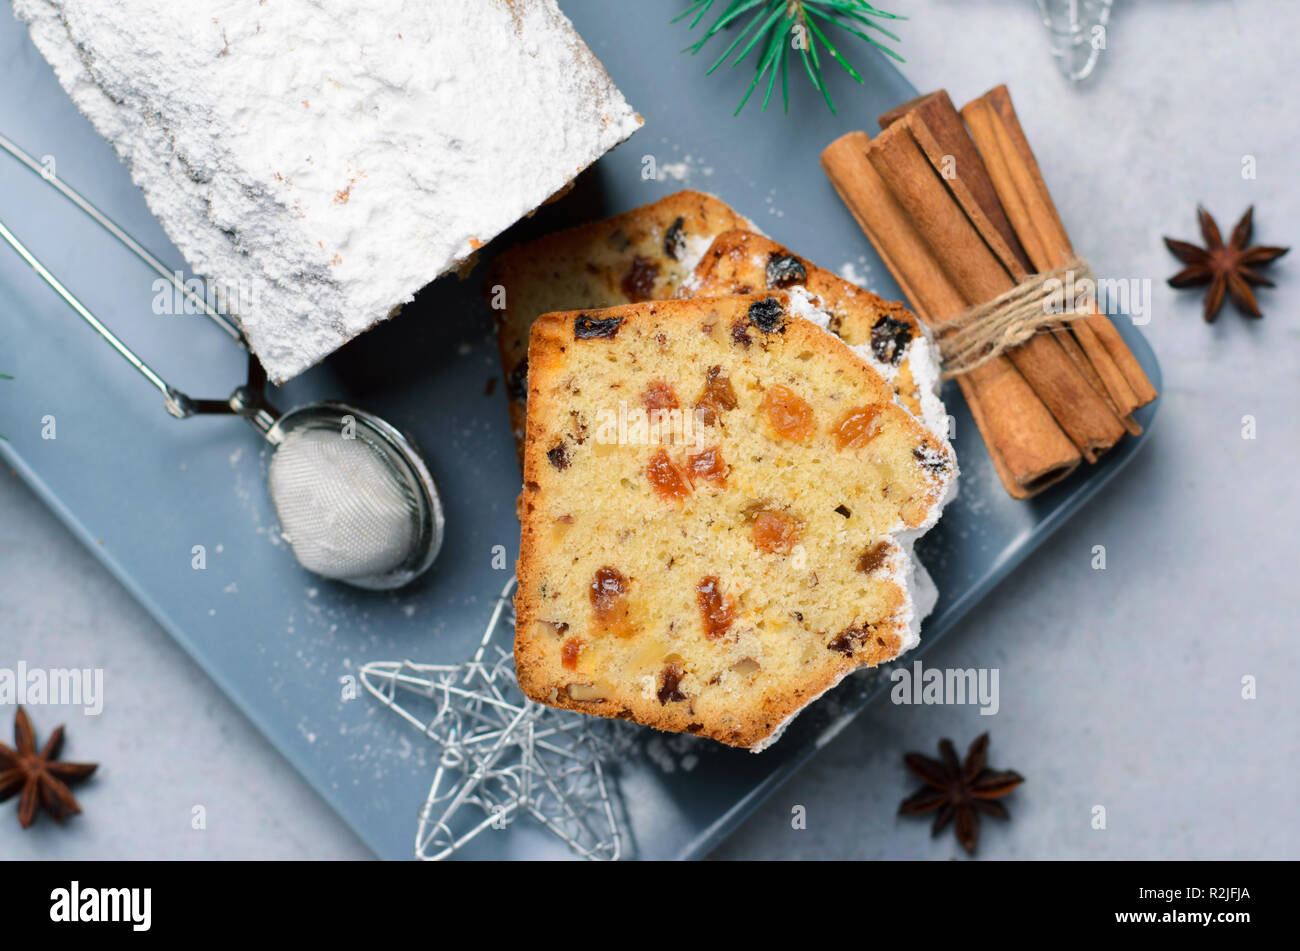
xmin=514 ymin=294 xmax=955 ymax=750
xmin=683 ymin=230 xmax=948 ymax=442
xmin=487 ymin=191 xmax=751 ymax=459
xmin=16 ymin=0 xmax=642 ymax=382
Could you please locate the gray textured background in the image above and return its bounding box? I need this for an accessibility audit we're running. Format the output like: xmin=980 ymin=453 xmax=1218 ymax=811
xmin=2 ymin=0 xmax=1297 ymax=859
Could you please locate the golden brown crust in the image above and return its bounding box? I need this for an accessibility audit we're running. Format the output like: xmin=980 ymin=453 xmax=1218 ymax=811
xmin=486 ymin=191 xmax=750 ymax=464
xmin=514 ymin=295 xmax=951 ymax=749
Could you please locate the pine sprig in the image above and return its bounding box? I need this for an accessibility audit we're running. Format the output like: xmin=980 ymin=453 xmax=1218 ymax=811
xmin=674 ymin=0 xmax=905 ymax=115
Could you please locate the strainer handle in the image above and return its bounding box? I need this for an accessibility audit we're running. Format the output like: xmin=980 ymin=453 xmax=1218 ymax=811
xmin=0 ymin=215 xmax=278 ymax=425
xmin=0 ymin=131 xmax=246 ymax=348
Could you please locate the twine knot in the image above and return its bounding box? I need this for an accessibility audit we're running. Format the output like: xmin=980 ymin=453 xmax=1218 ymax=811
xmin=937 ymin=259 xmax=1094 ymax=379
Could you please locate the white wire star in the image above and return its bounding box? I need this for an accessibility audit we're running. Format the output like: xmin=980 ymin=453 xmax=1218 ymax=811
xmin=360 ymin=577 xmax=623 ymax=861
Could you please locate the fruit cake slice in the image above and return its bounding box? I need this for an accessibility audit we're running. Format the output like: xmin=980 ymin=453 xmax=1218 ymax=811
xmin=515 ymin=293 xmax=955 ymax=750
xmin=487 ymin=191 xmax=751 ymax=460
xmin=683 ymin=230 xmax=948 ymax=442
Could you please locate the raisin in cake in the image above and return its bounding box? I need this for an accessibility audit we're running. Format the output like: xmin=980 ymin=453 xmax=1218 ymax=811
xmin=487 ymin=191 xmax=750 ymax=460
xmin=684 ymin=230 xmax=948 ymax=442
xmin=515 ymin=294 xmax=955 ymax=749
xmin=15 ymin=0 xmax=642 ymax=382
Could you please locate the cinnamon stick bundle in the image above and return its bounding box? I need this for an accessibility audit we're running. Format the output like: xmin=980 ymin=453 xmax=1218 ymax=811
xmin=822 ymin=133 xmax=1081 ymax=497
xmin=820 ymin=86 xmax=1158 ymax=499
xmin=960 ymin=86 xmax=1158 ymax=414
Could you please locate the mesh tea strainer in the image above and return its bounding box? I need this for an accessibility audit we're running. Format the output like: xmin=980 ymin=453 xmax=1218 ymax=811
xmin=0 ymin=132 xmax=443 ymax=590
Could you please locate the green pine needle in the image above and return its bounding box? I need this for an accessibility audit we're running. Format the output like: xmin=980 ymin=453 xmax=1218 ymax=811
xmin=676 ymin=0 xmax=905 ymax=115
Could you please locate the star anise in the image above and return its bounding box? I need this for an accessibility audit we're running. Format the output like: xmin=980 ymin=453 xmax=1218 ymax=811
xmin=899 ymin=732 xmax=1023 ymax=856
xmin=0 ymin=706 xmax=98 ymax=828
xmin=1165 ymin=206 xmax=1289 ymax=322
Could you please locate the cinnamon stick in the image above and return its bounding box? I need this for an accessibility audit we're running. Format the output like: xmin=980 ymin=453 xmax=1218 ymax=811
xmin=961 ymin=86 xmax=1158 ymax=411
xmin=879 ymin=90 xmax=1032 ymax=274
xmin=866 ymin=119 xmax=1128 ymax=462
xmin=822 ymin=133 xmax=1081 ymax=497
xmin=881 ymin=92 xmax=1133 ymax=432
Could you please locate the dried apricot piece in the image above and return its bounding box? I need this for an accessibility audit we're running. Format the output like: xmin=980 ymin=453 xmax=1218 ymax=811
xmin=832 ymin=405 xmax=883 ymax=450
xmin=751 ymin=509 xmax=800 ymax=554
xmin=646 ymin=449 xmax=691 ymax=501
xmin=561 ymin=637 xmax=583 ymax=670
xmin=590 ymin=567 xmax=634 ymax=638
xmin=696 ymin=576 xmax=736 ymax=640
xmin=687 ymin=447 xmax=727 ymax=487
xmin=695 ymin=365 xmax=738 ymax=426
xmin=642 ymin=380 xmax=679 ymax=411
xmin=762 ymin=384 xmax=814 ymax=442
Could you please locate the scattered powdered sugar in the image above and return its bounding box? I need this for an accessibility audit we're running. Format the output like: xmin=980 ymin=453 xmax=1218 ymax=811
xmin=16 ymin=0 xmax=642 ymax=382
xmin=786 ymin=284 xmax=832 ymax=330
xmin=837 ymin=259 xmax=873 ymax=287
xmin=653 ymin=141 xmax=716 ymax=184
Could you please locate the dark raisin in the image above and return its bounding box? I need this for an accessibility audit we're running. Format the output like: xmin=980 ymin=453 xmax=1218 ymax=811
xmin=765 ymin=253 xmax=807 ymax=289
xmin=506 ymin=359 xmax=529 ymax=400
xmin=574 ymin=314 xmax=623 ymax=339
xmin=913 ymin=446 xmax=950 ymax=473
xmin=730 ymin=322 xmax=752 ymax=348
xmin=620 ymin=256 xmax=660 ymax=302
xmin=827 ymin=627 xmax=867 ymax=656
xmin=663 ymin=216 xmax=687 ymax=261
xmin=857 ymin=541 xmax=892 ymax=574
xmin=657 ymin=662 xmax=687 ymax=704
xmin=870 ymin=314 xmax=913 ymax=365
xmin=747 ymin=296 xmax=787 ymax=333
xmin=834 ymin=504 xmax=852 ymax=518
xmin=546 ymin=442 xmax=570 ymax=470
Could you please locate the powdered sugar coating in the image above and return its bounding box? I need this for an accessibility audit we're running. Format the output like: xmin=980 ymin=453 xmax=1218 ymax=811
xmin=15 ymin=0 xmax=643 ymax=381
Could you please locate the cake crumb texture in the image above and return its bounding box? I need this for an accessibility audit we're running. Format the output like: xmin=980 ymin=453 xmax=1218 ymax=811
xmin=488 ymin=190 xmax=751 ymax=460
xmin=514 ymin=294 xmax=954 ymax=749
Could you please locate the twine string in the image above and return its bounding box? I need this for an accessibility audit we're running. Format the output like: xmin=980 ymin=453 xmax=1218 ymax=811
xmin=937 ymin=258 xmax=1093 ymax=379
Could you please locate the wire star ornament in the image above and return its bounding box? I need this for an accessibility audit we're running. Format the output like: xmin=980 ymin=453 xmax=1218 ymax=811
xmin=360 ymin=577 xmax=625 ymax=861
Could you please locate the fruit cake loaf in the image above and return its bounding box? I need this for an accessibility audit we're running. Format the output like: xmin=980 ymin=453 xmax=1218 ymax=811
xmin=514 ymin=293 xmax=955 ymax=749
xmin=16 ymin=0 xmax=642 ymax=382
xmin=487 ymin=191 xmax=751 ymax=460
xmin=683 ymin=230 xmax=948 ymax=442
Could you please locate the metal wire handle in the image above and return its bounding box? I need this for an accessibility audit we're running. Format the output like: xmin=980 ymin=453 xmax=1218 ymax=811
xmin=0 ymin=132 xmax=279 ymax=429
